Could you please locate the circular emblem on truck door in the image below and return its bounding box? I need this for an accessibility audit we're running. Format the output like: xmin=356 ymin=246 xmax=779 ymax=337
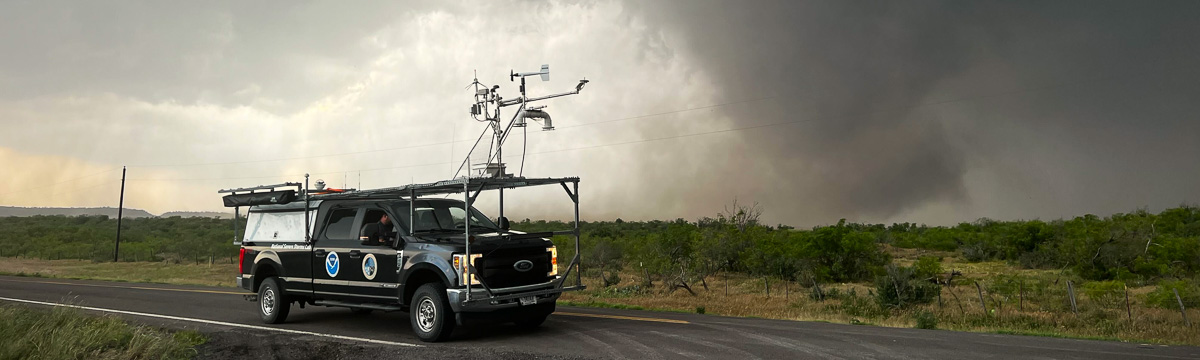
xmin=362 ymin=253 xmax=378 ymax=280
xmin=325 ymin=252 xmax=340 ymax=277
xmin=513 ymin=260 xmax=534 ymax=272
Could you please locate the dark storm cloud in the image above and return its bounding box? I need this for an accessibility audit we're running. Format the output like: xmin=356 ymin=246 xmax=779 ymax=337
xmin=625 ymin=0 xmax=1200 ymax=223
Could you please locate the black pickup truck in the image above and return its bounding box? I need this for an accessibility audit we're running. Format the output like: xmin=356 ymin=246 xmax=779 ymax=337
xmin=223 ymin=177 xmax=584 ymax=342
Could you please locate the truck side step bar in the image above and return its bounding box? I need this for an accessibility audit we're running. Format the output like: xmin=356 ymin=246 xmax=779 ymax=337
xmin=311 ymin=300 xmax=405 ymax=312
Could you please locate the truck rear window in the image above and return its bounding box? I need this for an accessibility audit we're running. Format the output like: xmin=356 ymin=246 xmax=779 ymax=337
xmin=323 ymin=208 xmax=358 ymax=239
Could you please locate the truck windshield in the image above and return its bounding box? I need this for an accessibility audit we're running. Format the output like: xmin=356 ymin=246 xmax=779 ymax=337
xmin=392 ymin=199 xmax=500 ymax=233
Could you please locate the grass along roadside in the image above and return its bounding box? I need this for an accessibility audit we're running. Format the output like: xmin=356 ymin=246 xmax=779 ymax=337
xmin=0 ymin=303 xmax=205 ymax=360
xmin=0 ymin=257 xmax=235 ymax=287
xmin=558 ymin=270 xmax=1200 ymax=346
xmin=3 ymin=256 xmax=1198 ymax=346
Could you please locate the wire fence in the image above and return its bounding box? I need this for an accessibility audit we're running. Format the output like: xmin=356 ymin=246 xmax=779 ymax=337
xmin=0 ymin=248 xmax=240 ymax=265
xmin=733 ymin=272 xmax=1198 ymax=328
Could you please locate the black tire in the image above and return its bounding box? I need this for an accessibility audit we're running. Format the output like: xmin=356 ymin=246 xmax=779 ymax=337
xmin=410 ymin=283 xmax=455 ymax=342
xmin=258 ymin=277 xmax=290 ymax=324
xmin=513 ymin=302 xmax=555 ymax=329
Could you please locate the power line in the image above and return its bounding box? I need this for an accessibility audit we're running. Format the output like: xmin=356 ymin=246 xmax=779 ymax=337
xmin=0 ymin=168 xmax=121 ymax=199
xmin=129 ymin=95 xmax=777 ymax=169
xmin=115 ymin=64 xmax=1181 ymax=184
xmin=0 ymin=179 xmax=117 ymax=202
xmin=126 ymin=95 xmax=772 ymax=169
xmin=124 ymin=63 xmax=1152 ymax=171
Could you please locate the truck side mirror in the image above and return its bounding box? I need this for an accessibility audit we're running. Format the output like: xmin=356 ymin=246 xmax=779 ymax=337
xmin=498 ymin=216 xmax=511 ymax=231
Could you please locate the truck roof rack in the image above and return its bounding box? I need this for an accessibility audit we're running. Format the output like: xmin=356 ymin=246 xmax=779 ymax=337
xmin=217 ymin=182 xmax=302 ymax=194
xmin=312 ymin=176 xmax=579 ymax=200
xmin=217 ymin=182 xmax=304 ymax=208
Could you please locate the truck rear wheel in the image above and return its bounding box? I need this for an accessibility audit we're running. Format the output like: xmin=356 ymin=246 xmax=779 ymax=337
xmin=258 ymin=277 xmax=290 ymax=324
xmin=410 ymin=283 xmax=455 ymax=342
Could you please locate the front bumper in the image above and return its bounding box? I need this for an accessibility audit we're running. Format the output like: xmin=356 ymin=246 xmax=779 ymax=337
xmin=445 ymin=279 xmax=585 ymax=312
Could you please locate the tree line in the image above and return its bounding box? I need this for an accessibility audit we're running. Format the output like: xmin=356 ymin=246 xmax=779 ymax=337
xmin=1 ymin=203 xmax=1196 ymax=291
xmin=0 ymin=215 xmax=238 ymax=262
xmin=519 ymin=203 xmax=1200 ymax=308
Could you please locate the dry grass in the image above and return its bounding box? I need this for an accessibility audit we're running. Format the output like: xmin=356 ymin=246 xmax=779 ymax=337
xmin=561 ymin=260 xmax=1200 ymax=346
xmin=0 ymin=257 xmax=236 ymax=287
xmin=0 ymin=303 xmax=205 ymax=359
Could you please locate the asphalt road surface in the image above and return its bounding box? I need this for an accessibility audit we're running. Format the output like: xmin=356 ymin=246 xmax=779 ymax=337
xmin=1 ymin=275 xmax=1197 ymax=359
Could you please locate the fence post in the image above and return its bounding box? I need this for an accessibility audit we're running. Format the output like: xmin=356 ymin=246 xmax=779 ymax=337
xmin=784 ymin=279 xmax=789 ymax=300
xmin=724 ymin=271 xmax=729 ymax=297
xmin=1125 ymin=284 xmax=1132 ymax=321
xmin=765 ymin=277 xmax=770 ymax=298
xmin=975 ymin=281 xmax=988 ymax=316
xmin=1067 ymin=280 xmax=1079 ymax=316
xmin=1175 ymin=288 xmax=1191 ymax=327
xmin=1019 ymin=280 xmax=1024 ymax=312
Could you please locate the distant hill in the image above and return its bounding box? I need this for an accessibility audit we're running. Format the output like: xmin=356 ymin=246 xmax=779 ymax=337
xmin=159 ymin=211 xmax=233 ymax=219
xmin=0 ymin=206 xmax=155 ymax=218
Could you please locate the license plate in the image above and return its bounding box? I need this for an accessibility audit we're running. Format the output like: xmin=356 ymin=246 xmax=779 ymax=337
xmin=519 ymin=296 xmax=537 ymax=306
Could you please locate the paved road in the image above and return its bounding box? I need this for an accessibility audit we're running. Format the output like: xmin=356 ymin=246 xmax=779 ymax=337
xmin=0 ymin=275 xmax=1196 ymax=359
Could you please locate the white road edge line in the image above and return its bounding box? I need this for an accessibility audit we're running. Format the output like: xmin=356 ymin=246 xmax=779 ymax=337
xmin=0 ymin=296 xmax=421 ymax=348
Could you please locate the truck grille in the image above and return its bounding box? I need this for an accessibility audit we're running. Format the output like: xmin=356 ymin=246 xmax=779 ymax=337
xmin=474 ymin=247 xmax=551 ymax=289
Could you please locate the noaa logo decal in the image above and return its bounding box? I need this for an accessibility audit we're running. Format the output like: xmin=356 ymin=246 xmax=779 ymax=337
xmin=513 ymin=259 xmax=534 ymax=272
xmin=325 ymin=252 xmax=340 ymax=277
xmin=362 ymin=253 xmax=378 ymax=280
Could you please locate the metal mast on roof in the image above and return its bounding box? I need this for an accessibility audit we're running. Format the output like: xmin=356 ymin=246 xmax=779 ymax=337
xmin=460 ymin=65 xmax=588 ymax=220
xmin=461 ymin=65 xmax=588 ymax=179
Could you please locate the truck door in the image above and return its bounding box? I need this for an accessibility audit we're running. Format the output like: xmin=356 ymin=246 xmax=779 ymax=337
xmin=351 ymin=207 xmax=402 ymax=302
xmin=311 ymin=204 xmax=363 ymax=300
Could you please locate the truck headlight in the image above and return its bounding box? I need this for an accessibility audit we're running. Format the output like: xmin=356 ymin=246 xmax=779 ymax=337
xmin=453 ymin=253 xmax=482 ymax=286
xmin=548 ymin=246 xmax=558 ymax=277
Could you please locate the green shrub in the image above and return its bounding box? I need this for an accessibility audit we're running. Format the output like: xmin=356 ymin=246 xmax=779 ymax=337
xmin=914 ymin=310 xmax=938 ymax=329
xmin=841 ymin=292 xmax=887 ymax=318
xmin=1081 ymin=280 xmax=1126 ymax=308
xmin=962 ymin=241 xmax=1001 ymax=262
xmin=913 ymin=256 xmax=943 ymax=280
xmin=695 ymin=306 xmax=706 ymax=314
xmin=893 ymin=228 xmax=960 ymax=251
xmin=1146 ymin=280 xmax=1200 ymax=309
xmin=1017 ymin=250 xmax=1057 ymax=269
xmin=874 ymin=264 xmax=941 ymax=309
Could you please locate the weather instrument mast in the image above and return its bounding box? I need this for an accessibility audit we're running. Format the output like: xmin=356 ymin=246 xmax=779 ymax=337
xmin=459 ymin=65 xmax=589 ymax=224
xmin=462 ymin=64 xmax=589 ymax=179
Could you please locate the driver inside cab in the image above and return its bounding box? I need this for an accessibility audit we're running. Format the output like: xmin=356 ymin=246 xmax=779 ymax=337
xmin=359 ymin=213 xmax=396 ymax=246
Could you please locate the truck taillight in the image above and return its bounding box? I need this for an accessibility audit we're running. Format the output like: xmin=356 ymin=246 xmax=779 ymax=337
xmin=548 ymin=246 xmax=558 ymax=277
xmin=238 ymin=248 xmax=246 ymax=273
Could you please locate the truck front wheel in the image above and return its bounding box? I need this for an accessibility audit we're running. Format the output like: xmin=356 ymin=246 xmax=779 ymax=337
xmin=258 ymin=277 xmax=290 ymax=324
xmin=410 ymin=283 xmax=455 ymax=342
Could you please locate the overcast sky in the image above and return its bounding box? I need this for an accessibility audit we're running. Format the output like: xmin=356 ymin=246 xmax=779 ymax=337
xmin=1 ymin=0 xmax=1198 ymax=227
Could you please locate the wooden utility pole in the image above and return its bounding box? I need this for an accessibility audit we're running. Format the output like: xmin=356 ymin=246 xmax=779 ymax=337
xmin=114 ymin=166 xmax=126 ymax=262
